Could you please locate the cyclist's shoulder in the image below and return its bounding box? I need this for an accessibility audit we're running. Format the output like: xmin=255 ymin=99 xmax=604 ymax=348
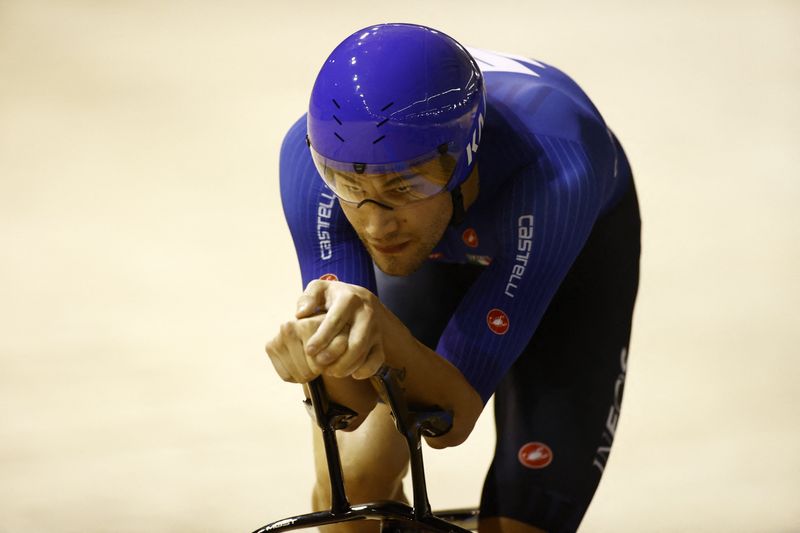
xmin=474 ymin=47 xmax=609 ymax=144
xmin=279 ymin=113 xmax=329 ymax=218
xmin=280 ymin=114 xmax=309 ymax=162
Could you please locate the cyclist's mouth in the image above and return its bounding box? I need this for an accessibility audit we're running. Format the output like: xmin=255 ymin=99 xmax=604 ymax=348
xmin=372 ymin=241 xmax=410 ymax=254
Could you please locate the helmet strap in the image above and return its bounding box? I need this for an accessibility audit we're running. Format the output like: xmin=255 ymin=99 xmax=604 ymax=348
xmin=450 ymin=186 xmax=465 ymax=226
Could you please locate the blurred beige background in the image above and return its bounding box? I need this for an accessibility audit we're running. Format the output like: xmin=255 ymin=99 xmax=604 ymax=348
xmin=1 ymin=0 xmax=798 ymax=531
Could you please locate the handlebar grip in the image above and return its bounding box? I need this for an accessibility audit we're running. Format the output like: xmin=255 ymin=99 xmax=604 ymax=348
xmin=306 ymin=378 xmax=359 ymax=430
xmin=373 ymin=365 xmax=454 ymax=438
xmin=416 ymin=409 xmax=454 ymax=438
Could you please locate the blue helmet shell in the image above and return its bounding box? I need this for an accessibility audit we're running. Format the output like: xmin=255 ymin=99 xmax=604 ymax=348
xmin=307 ymin=23 xmax=485 ymax=192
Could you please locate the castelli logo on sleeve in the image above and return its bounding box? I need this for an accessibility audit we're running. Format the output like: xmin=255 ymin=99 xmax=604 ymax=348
xmin=462 ymin=228 xmax=479 ymax=248
xmin=319 ymin=273 xmax=338 ymax=281
xmin=486 ymin=309 xmax=509 ymax=335
xmin=518 ymin=442 xmax=553 ymax=469
xmin=317 ymin=192 xmax=336 ymax=260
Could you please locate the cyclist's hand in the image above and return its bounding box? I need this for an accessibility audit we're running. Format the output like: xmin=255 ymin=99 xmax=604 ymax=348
xmin=265 ymin=314 xmax=350 ymax=383
xmin=294 ymin=280 xmax=385 ymax=380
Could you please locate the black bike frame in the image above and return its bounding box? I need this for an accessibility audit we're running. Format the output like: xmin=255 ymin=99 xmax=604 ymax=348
xmin=251 ymin=366 xmax=473 ymax=533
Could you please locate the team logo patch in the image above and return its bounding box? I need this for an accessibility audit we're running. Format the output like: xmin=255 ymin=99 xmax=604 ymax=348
xmin=486 ymin=308 xmax=509 ymax=335
xmin=319 ymin=273 xmax=338 ymax=281
xmin=518 ymin=442 xmax=553 ymax=469
xmin=462 ymin=228 xmax=479 ymax=248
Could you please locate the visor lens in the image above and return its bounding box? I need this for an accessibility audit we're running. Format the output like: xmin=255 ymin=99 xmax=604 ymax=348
xmin=310 ymin=146 xmax=456 ymax=208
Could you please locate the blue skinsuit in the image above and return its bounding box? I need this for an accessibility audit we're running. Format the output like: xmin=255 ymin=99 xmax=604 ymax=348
xmin=280 ymin=47 xmax=640 ymax=533
xmin=280 ymin=48 xmax=632 ymax=402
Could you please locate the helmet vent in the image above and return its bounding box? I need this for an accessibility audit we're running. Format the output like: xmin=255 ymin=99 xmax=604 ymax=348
xmin=372 ymin=135 xmax=386 ymax=144
xmin=332 ymin=99 xmax=341 ymax=109
xmin=381 ymin=102 xmax=394 ymax=111
xmin=333 ymin=115 xmax=342 ymax=125
xmin=334 ymin=133 xmax=345 ymax=142
xmin=376 ymin=118 xmax=389 ymax=127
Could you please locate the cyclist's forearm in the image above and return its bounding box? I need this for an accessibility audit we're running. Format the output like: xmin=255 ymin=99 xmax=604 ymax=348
xmin=288 ymin=279 xmax=483 ymax=445
xmin=378 ymin=302 xmax=483 ymax=448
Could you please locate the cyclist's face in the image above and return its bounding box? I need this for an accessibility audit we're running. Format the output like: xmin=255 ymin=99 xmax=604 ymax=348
xmin=340 ymin=186 xmax=453 ymax=277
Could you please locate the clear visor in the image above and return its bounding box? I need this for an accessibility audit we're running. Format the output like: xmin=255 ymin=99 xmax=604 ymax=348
xmin=309 ymin=145 xmax=457 ymax=208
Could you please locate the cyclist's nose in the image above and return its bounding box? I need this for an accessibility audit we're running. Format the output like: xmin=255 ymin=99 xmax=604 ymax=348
xmin=360 ymin=203 xmax=400 ymax=241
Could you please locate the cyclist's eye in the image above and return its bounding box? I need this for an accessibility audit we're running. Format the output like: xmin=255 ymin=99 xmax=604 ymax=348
xmin=343 ymin=183 xmax=364 ymax=194
xmin=381 ymin=184 xmax=414 ymax=199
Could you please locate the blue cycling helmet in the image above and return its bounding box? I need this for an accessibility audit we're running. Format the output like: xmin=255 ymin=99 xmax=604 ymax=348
xmin=307 ymin=23 xmax=485 ymax=210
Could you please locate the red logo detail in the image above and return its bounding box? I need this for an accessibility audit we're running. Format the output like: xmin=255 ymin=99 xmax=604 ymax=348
xmin=319 ymin=273 xmax=338 ymax=281
xmin=518 ymin=442 xmax=553 ymax=469
xmin=462 ymin=228 xmax=479 ymax=248
xmin=486 ymin=309 xmax=510 ymax=335
xmin=428 ymin=252 xmax=445 ymax=260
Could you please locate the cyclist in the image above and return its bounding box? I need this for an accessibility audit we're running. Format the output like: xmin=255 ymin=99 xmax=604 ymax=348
xmin=266 ymin=23 xmax=640 ymax=533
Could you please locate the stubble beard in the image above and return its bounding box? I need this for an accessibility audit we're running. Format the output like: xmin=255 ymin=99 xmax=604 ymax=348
xmin=362 ymin=210 xmax=451 ymax=277
xmin=368 ymin=238 xmax=430 ymax=277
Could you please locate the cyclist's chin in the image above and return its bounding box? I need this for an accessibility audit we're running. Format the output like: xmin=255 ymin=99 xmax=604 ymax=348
xmin=371 ymin=244 xmax=428 ymax=277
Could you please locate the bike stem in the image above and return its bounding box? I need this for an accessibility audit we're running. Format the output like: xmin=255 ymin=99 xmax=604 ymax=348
xmin=306 ymin=377 xmax=357 ymax=515
xmin=306 ymin=367 xmax=453 ymax=523
xmin=372 ymin=366 xmax=453 ymax=522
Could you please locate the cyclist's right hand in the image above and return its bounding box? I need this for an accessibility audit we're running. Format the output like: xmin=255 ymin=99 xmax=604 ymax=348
xmin=265 ymin=314 xmax=350 ymax=383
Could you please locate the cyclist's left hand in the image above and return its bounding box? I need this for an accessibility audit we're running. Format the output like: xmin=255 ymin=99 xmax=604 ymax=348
xmin=295 ymin=279 xmax=386 ymax=380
